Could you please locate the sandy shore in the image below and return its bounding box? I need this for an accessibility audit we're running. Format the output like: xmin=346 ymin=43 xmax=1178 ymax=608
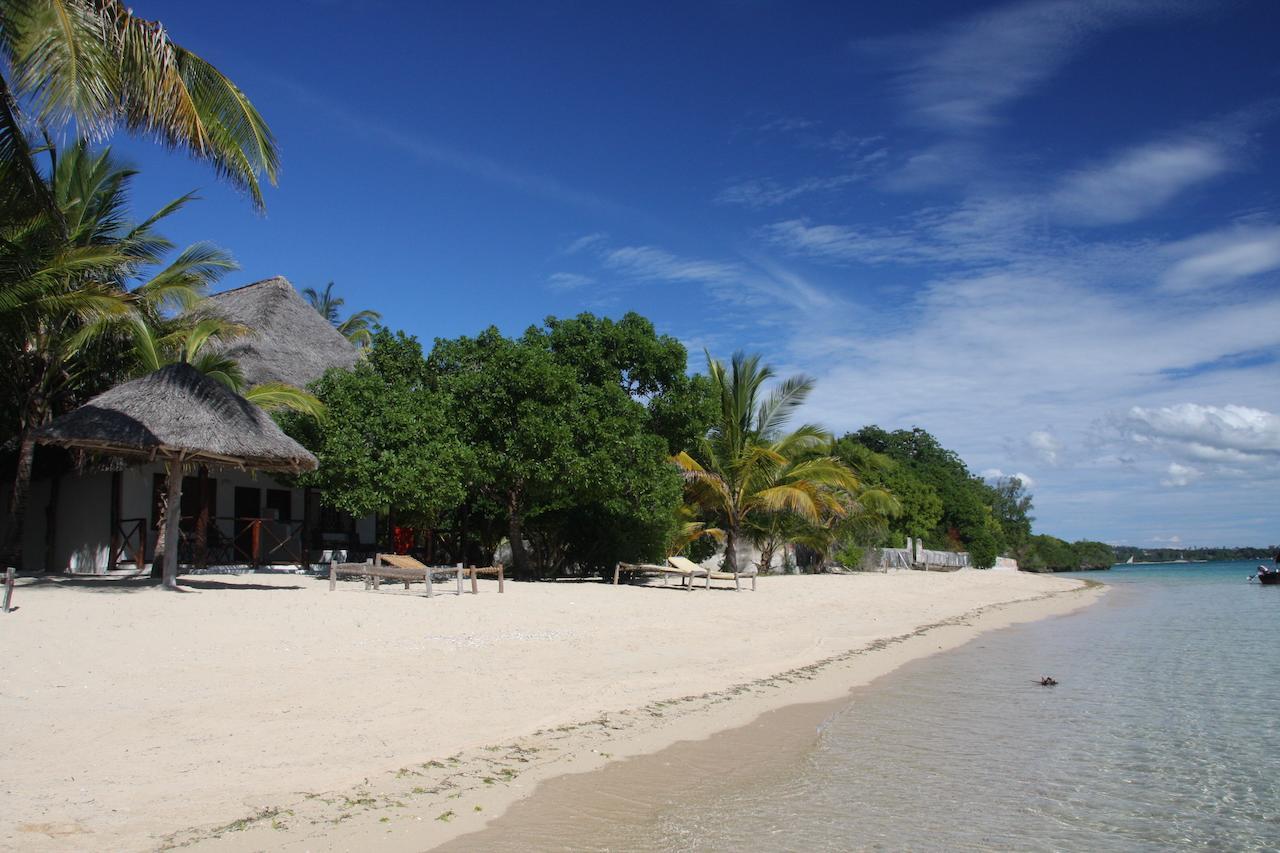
xmin=0 ymin=569 xmax=1098 ymax=851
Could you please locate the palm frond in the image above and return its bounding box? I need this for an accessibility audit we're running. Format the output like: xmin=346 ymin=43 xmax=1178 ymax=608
xmin=242 ymin=381 xmax=325 ymax=418
xmin=755 ymin=373 xmax=815 ymax=438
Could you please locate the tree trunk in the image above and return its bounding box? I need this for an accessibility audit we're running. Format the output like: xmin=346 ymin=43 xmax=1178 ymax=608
xmin=758 ymin=537 xmax=776 ymax=574
xmin=506 ymin=491 xmax=532 ymax=581
xmin=723 ymin=524 xmax=739 ymax=573
xmin=2 ymin=430 xmax=38 ymax=570
xmin=161 ymin=458 xmax=184 ymax=589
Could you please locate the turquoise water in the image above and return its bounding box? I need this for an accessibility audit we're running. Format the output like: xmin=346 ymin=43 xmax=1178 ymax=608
xmin=463 ymin=562 xmax=1280 ymax=850
xmin=651 ymin=561 xmax=1280 ymax=851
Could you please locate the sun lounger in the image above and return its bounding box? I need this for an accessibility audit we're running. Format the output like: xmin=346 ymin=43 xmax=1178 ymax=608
xmin=668 ymin=555 xmax=757 ymax=591
xmin=328 ymin=555 xmax=504 ymax=597
xmin=612 ymin=561 xmax=701 ymax=590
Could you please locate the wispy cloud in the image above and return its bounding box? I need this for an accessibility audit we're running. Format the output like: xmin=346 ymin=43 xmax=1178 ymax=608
xmin=871 ymin=0 xmax=1201 ymax=131
xmin=1161 ymin=222 xmax=1280 ymax=291
xmin=602 ymin=245 xmax=741 ymax=284
xmin=716 ymin=173 xmax=867 ymax=209
xmin=1049 ymin=135 xmax=1235 ymax=226
xmin=546 ymin=272 xmax=595 ymax=291
xmin=562 ymin=233 xmax=607 ymax=255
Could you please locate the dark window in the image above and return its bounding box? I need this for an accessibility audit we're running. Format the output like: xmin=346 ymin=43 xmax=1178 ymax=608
xmin=265 ymin=489 xmax=292 ymax=522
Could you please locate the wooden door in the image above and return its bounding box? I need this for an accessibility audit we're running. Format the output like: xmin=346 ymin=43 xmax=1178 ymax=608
xmin=233 ymin=487 xmax=260 ymax=563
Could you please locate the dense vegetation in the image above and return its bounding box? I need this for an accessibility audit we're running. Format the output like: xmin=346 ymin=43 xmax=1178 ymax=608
xmin=282 ymin=317 xmax=715 ymax=580
xmin=828 ymin=427 xmax=1112 ymax=571
xmin=831 ymin=427 xmax=1024 ymax=568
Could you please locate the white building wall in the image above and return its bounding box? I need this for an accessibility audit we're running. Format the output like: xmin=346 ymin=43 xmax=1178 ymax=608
xmin=25 ymin=462 xmax=367 ymax=573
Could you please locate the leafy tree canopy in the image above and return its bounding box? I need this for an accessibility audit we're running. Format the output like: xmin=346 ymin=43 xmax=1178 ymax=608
xmin=282 ymin=329 xmax=470 ymax=525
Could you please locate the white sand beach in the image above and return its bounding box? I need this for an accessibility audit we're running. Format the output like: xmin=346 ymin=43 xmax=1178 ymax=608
xmin=0 ymin=570 xmax=1098 ymax=851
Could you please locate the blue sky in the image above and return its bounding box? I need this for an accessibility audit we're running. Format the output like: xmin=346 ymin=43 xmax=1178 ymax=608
xmin=110 ymin=0 xmax=1279 ymax=547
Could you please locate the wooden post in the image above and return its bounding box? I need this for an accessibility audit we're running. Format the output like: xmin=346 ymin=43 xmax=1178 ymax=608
xmin=329 ymin=559 xmax=336 ymax=591
xmin=424 ymin=560 xmax=433 ymax=598
xmin=456 ymin=562 xmax=463 ymax=596
xmin=497 ymin=563 xmax=504 ymax=594
xmin=162 ymin=457 xmax=184 ymax=589
xmin=613 ymin=562 xmax=621 ymax=585
xmin=470 ymin=565 xmax=478 ymax=595
xmin=250 ymin=519 xmax=262 ymax=568
xmin=3 ymin=567 xmax=13 ymax=613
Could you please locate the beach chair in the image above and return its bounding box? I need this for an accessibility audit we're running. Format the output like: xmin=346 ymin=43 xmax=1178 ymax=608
xmin=328 ymin=555 xmax=465 ymax=597
xmin=376 ymin=554 xmax=466 ymax=597
xmin=668 ymin=555 xmax=757 ymax=591
xmin=612 ymin=561 xmax=701 ymax=589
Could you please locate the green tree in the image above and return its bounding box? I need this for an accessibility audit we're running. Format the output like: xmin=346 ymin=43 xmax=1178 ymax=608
xmin=427 ymin=327 xmax=579 ymax=580
xmin=989 ymin=475 xmax=1034 ymax=554
xmin=1022 ymin=534 xmax=1079 ymax=571
xmin=282 ymin=330 xmax=469 ymax=526
xmin=846 ymin=425 xmax=993 ymax=550
xmin=0 ymin=0 xmax=279 ymax=209
xmin=1071 ymin=540 xmax=1116 ymax=570
xmin=302 ymin=281 xmax=381 ymax=348
xmin=675 ymin=351 xmax=860 ymax=573
xmin=1 ymin=141 xmax=238 ymax=566
xmin=833 ymin=436 xmax=941 ymax=547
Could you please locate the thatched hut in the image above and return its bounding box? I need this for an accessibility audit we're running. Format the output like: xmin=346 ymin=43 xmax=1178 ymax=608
xmin=34 ymin=363 xmax=317 ymax=588
xmin=198 ymin=276 xmax=360 ymax=388
xmin=21 ymin=276 xmax=373 ymax=575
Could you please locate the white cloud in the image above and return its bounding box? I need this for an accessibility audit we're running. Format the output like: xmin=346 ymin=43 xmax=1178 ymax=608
xmin=982 ymin=468 xmax=1037 ymax=487
xmin=563 ymin=233 xmax=607 ymax=255
xmin=1151 ymin=534 xmax=1183 ymax=543
xmin=1126 ymin=403 xmax=1280 ymax=456
xmin=546 ymin=272 xmax=594 ymax=291
xmin=872 ymin=0 xmax=1196 ymax=131
xmin=1049 ymin=137 xmax=1231 ymax=226
xmin=1160 ymin=463 xmax=1201 ymax=487
xmin=602 ymin=246 xmax=741 ymax=284
xmin=716 ymin=173 xmax=866 ymax=209
xmin=1161 ymin=223 xmax=1280 ymax=291
xmin=763 ymin=219 xmax=930 ymax=265
xmin=1027 ymin=431 xmax=1063 ymax=465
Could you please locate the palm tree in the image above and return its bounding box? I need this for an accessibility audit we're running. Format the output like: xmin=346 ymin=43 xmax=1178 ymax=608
xmin=673 ymin=351 xmax=861 ymax=573
xmin=303 ymin=281 xmax=381 ymax=347
xmin=0 ymin=0 xmax=278 ymax=210
xmin=0 ymin=140 xmax=251 ymax=567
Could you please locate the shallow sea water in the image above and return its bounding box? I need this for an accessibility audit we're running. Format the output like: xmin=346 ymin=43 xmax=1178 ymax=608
xmin=457 ymin=562 xmax=1280 ymax=851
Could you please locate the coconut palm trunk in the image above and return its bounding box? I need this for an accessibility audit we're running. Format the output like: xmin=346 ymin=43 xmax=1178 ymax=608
xmin=160 ymin=458 xmax=183 ymax=588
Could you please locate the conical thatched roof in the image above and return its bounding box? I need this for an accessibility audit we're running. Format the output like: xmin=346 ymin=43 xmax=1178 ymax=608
xmin=34 ymin=363 xmax=317 ymax=472
xmin=199 ymin=276 xmax=360 ymax=388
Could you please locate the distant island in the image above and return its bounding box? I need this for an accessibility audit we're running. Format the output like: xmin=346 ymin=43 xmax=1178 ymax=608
xmin=1113 ymin=546 xmax=1277 ymax=564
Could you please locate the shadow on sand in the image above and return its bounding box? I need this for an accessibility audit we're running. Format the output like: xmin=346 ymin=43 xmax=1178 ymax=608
xmin=17 ymin=575 xmax=306 ymax=593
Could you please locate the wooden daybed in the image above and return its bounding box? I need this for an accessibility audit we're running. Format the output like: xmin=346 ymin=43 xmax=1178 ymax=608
xmin=329 ymin=554 xmax=505 ymax=596
xmin=612 ymin=556 xmax=756 ymax=591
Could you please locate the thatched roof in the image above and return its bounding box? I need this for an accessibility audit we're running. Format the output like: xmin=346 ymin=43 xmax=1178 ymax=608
xmin=34 ymin=363 xmax=318 ymax=472
xmin=199 ymin=276 xmax=359 ymax=388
